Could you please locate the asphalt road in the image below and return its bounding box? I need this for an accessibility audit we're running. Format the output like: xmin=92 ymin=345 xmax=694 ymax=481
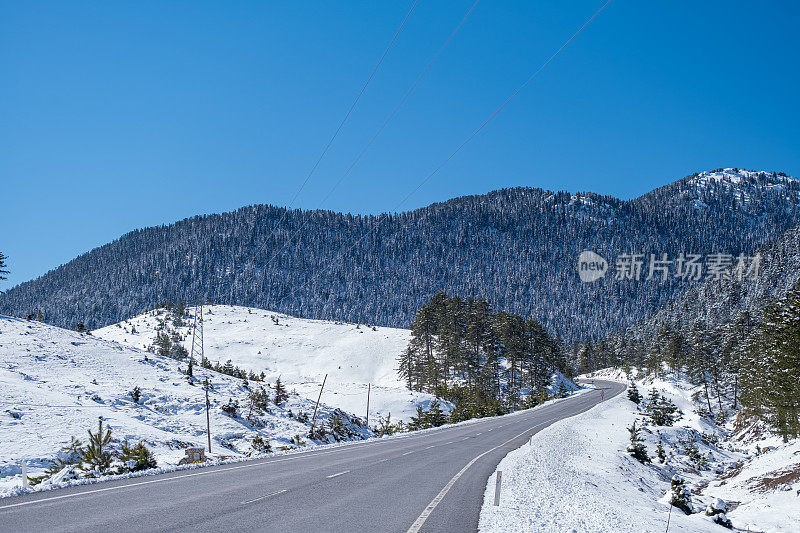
xmin=0 ymin=380 xmax=625 ymax=533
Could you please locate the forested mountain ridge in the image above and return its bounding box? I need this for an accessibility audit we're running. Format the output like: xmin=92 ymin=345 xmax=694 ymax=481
xmin=2 ymin=168 xmax=798 ymax=341
xmin=574 ymin=223 xmax=800 ymax=440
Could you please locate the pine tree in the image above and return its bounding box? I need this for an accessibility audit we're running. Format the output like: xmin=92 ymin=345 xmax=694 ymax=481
xmin=669 ymin=475 xmax=693 ymax=514
xmin=273 ymin=377 xmax=288 ymax=405
xmin=408 ymin=405 xmax=428 ymax=431
xmin=627 ymin=382 xmax=642 ymax=404
xmin=741 ymin=284 xmax=800 ymax=441
xmin=0 ymin=251 xmax=8 ymax=293
xmin=81 ymin=417 xmax=113 ymax=473
xmin=118 ymin=441 xmax=157 ymax=472
xmin=249 ymin=435 xmax=271 ymax=455
xmin=424 ymin=400 xmax=448 ymax=428
xmin=130 ymin=385 xmax=142 ymax=404
xmin=626 ymin=421 xmax=650 ymax=463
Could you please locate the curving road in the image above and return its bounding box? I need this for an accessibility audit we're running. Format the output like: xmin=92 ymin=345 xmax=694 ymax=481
xmin=0 ymin=380 xmax=624 ymax=533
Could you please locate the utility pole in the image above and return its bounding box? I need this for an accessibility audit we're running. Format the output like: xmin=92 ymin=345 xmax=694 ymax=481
xmin=203 ymin=378 xmax=212 ymax=454
xmin=365 ymin=383 xmax=371 ymax=427
xmin=190 ymin=300 xmax=205 ymax=368
xmin=309 ymin=374 xmax=327 ymax=436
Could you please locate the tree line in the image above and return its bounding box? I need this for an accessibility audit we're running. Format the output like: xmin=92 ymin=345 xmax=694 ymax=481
xmin=579 ymin=281 xmax=800 ymax=441
xmin=399 ymin=292 xmax=573 ymax=420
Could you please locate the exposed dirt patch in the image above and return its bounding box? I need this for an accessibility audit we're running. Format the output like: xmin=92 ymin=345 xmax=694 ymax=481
xmin=747 ymin=463 xmax=800 ymax=493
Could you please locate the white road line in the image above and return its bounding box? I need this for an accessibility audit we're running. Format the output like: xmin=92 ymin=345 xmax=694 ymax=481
xmin=405 ymin=386 xmax=627 ymax=533
xmin=405 ymin=420 xmax=552 ymax=533
xmin=326 ymin=470 xmax=349 ymax=479
xmin=476 ymin=432 xmax=482 ymax=436
xmin=0 ymin=386 xmax=618 ymax=514
xmin=425 ymin=445 xmax=436 ymax=449
xmin=241 ymin=489 xmax=287 ymax=505
xmin=0 ymin=445 xmax=358 ymax=512
xmin=402 ymin=451 xmax=414 ymax=456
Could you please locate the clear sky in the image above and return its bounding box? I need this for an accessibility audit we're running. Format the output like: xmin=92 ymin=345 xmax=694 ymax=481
xmin=1 ymin=1 xmax=798 ymax=289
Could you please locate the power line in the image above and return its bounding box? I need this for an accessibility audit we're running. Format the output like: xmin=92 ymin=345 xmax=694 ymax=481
xmin=263 ymin=0 xmax=482 ymax=304
xmin=265 ymin=0 xmax=420 ymax=241
xmin=273 ymin=0 xmax=614 ymax=312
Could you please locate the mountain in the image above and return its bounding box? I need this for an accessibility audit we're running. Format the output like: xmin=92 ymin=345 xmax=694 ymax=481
xmin=1 ymin=168 xmax=798 ymax=342
xmin=631 ymin=224 xmax=800 ymax=339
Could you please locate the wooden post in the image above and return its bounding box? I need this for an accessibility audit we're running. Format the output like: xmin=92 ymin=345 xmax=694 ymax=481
xmin=365 ymin=383 xmax=371 ymax=426
xmin=310 ymin=374 xmax=327 ymax=435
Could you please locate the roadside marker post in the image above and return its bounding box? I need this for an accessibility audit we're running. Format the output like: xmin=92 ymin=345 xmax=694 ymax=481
xmin=365 ymin=383 xmax=371 ymax=427
xmin=21 ymin=462 xmax=28 ymax=488
xmin=493 ymin=471 xmax=502 ymax=506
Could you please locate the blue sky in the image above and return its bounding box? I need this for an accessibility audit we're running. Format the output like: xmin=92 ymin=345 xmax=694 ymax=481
xmin=1 ymin=1 xmax=798 ymax=288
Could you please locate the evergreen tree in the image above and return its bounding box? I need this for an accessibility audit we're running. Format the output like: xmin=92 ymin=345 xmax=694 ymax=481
xmin=669 ymin=475 xmax=693 ymax=515
xmin=424 ymin=400 xmax=448 ymax=427
xmin=0 ymin=251 xmax=8 ymax=293
xmin=130 ymin=385 xmax=142 ymax=404
xmin=741 ymin=284 xmax=800 ymax=441
xmin=81 ymin=417 xmax=113 ymax=473
xmin=249 ymin=435 xmax=271 ymax=455
xmin=626 ymin=421 xmax=650 ymax=463
xmin=273 ymin=377 xmax=288 ymax=405
xmin=627 ymin=382 xmax=642 ymax=404
xmin=118 ymin=441 xmax=157 ymax=472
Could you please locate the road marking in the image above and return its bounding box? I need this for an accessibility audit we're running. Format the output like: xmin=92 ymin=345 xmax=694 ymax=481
xmin=0 ymin=446 xmax=355 ymax=512
xmin=0 ymin=383 xmax=622 ymax=514
xmin=402 ymin=451 xmax=414 ymax=456
xmin=326 ymin=470 xmax=349 ymax=479
xmin=405 ymin=420 xmax=552 ymax=533
xmin=405 ymin=383 xmax=625 ymax=533
xmin=476 ymin=432 xmax=482 ymax=436
xmin=425 ymin=445 xmax=436 ymax=449
xmin=241 ymin=489 xmax=287 ymax=505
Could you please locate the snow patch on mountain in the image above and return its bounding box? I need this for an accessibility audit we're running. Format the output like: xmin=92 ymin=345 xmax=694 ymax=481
xmin=687 ymin=168 xmax=800 ymax=209
xmin=0 ymin=315 xmax=372 ymax=495
xmin=93 ymin=305 xmax=437 ymax=422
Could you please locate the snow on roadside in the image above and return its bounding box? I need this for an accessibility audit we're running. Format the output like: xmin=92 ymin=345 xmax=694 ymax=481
xmin=589 ymin=368 xmax=800 ymax=532
xmin=478 ymin=392 xmax=722 ymax=532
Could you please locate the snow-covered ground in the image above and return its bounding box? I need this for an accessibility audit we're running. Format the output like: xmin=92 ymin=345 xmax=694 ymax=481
xmin=478 ymin=374 xmax=798 ymax=532
xmin=0 ymin=314 xmax=372 ymax=496
xmin=93 ymin=305 xmax=437 ymax=422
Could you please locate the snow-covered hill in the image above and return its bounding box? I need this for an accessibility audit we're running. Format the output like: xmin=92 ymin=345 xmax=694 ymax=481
xmin=93 ymin=305 xmax=437 ymax=423
xmin=0 ymin=314 xmax=372 ymax=495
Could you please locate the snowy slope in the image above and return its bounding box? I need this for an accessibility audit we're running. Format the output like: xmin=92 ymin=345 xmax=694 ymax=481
xmin=93 ymin=305 xmax=437 ymax=422
xmin=478 ymin=392 xmax=725 ymax=533
xmin=0 ymin=315 xmax=371 ymax=495
xmin=551 ymin=369 xmax=798 ymax=532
